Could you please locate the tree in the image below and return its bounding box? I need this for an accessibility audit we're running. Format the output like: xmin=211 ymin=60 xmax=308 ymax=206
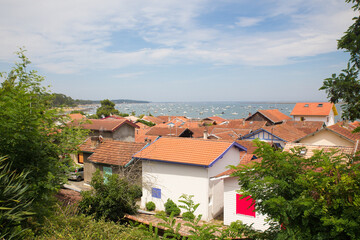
xmin=0 ymin=50 xmax=88 ymax=218
xmin=232 ymin=140 xmax=360 ymax=239
xmin=96 ymin=99 xmax=120 ymax=118
xmin=320 ymin=0 xmax=360 ymax=121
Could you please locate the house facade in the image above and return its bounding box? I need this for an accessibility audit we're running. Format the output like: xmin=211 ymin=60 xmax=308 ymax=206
xmin=246 ymin=109 xmax=292 ymax=126
xmin=290 ymin=102 xmax=338 ymax=126
xmin=133 ymin=137 xmax=247 ymax=221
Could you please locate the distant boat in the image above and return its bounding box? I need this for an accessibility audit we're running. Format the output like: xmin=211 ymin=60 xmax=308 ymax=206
xmin=232 ymin=112 xmax=238 ymax=115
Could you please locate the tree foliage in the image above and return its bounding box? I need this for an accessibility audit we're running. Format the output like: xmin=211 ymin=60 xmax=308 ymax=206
xmin=232 ymin=140 xmax=360 ymax=239
xmin=78 ymin=170 xmax=138 ymax=222
xmin=0 ymin=156 xmax=33 ymax=239
xmin=320 ymin=0 xmax=360 ymax=121
xmin=0 ymin=50 xmax=88 ymax=218
xmin=96 ymin=99 xmax=120 ymax=118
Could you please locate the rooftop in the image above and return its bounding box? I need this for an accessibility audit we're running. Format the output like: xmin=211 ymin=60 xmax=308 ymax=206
xmin=290 ymin=102 xmax=338 ymax=116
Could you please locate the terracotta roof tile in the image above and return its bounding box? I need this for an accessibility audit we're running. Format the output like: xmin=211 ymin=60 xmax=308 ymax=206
xmin=69 ymin=113 xmax=86 ymax=120
xmin=262 ymin=124 xmax=308 ymax=142
xmin=134 ymin=137 xmax=244 ymax=166
xmin=257 ymin=109 xmax=292 ymax=123
xmin=145 ymin=127 xmax=189 ymax=137
xmin=328 ymin=122 xmax=360 ymax=142
xmin=283 ymin=121 xmax=323 ymax=134
xmin=142 ymin=116 xmax=164 ymax=125
xmin=79 ymin=138 xmax=95 ymax=153
xmin=203 ymin=116 xmax=227 ymax=124
xmin=290 ymin=102 xmax=337 ymax=116
xmin=81 ymin=119 xmax=139 ymax=132
xmin=103 ymin=115 xmax=127 ymax=120
xmin=283 ymin=142 xmax=354 ymax=158
xmin=217 ymin=119 xmax=266 ymax=131
xmin=88 ymin=140 xmax=146 ymax=166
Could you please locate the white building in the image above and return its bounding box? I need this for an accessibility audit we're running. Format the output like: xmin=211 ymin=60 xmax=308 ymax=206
xmin=133 ymin=137 xmax=247 ymax=221
xmin=290 ymin=102 xmax=338 ymax=126
xmin=213 ymin=153 xmax=270 ymax=231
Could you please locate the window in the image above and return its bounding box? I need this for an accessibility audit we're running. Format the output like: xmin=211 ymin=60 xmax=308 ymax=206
xmin=304 ymin=104 xmax=309 ymax=107
xmin=152 ymin=188 xmax=161 ymax=198
xmin=300 ymin=117 xmax=305 ymax=121
xmin=299 ymin=148 xmax=307 ymax=155
xmin=236 ymin=194 xmax=255 ymax=217
xmin=78 ymin=153 xmax=84 ymax=163
xmin=317 ymin=104 xmax=323 ymax=107
xmin=103 ymin=166 xmax=112 ymax=184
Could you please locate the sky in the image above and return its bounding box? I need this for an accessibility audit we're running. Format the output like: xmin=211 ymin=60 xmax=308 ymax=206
xmin=0 ymin=0 xmax=356 ymax=102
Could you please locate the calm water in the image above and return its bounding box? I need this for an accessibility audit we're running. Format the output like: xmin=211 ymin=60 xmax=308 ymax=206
xmin=84 ymin=102 xmax=343 ymax=120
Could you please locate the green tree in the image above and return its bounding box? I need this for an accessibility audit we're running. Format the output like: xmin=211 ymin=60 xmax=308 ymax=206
xmin=78 ymin=170 xmax=138 ymax=222
xmin=96 ymin=99 xmax=120 ymax=118
xmin=232 ymin=140 xmax=360 ymax=239
xmin=320 ymin=0 xmax=360 ymax=121
xmin=0 ymin=50 xmax=88 ymax=219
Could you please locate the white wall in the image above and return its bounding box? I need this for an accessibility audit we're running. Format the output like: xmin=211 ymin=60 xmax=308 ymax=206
xmin=223 ymin=177 xmax=269 ymax=231
xmin=141 ymin=160 xmax=210 ymax=220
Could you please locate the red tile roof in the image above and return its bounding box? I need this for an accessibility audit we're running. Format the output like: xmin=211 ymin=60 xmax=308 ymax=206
xmin=103 ymin=115 xmax=127 ymax=120
xmin=69 ymin=113 xmax=86 ymax=120
xmin=327 ymin=122 xmax=360 ymax=143
xmin=81 ymin=119 xmax=139 ymax=132
xmin=79 ymin=138 xmax=96 ymax=153
xmin=203 ymin=116 xmax=227 ymax=124
xmin=257 ymin=109 xmax=291 ymax=123
xmin=283 ymin=142 xmax=355 ymax=158
xmin=142 ymin=116 xmax=164 ymax=125
xmin=133 ymin=137 xmax=245 ymax=166
xmin=217 ymin=119 xmax=267 ymax=131
xmin=283 ymin=121 xmax=324 ymax=134
xmin=88 ymin=140 xmax=146 ymax=166
xmin=145 ymin=127 xmax=189 ymax=137
xmin=262 ymin=124 xmax=308 ymax=142
xmin=290 ymin=102 xmax=338 ymax=116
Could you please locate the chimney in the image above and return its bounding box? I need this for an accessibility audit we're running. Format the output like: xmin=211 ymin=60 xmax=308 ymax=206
xmin=203 ymin=129 xmax=209 ymax=139
xmin=90 ymin=136 xmax=101 ymax=149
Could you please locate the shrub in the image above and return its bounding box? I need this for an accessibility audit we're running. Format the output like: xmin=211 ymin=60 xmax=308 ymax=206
xmin=146 ymin=202 xmax=156 ymax=211
xmin=164 ymin=199 xmax=180 ymax=216
xmin=182 ymin=212 xmax=195 ymax=221
xmin=78 ymin=170 xmax=137 ymax=222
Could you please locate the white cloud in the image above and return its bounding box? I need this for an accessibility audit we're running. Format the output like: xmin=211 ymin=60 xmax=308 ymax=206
xmin=114 ymin=72 xmax=144 ymax=79
xmin=0 ymin=0 xmax=356 ymax=73
xmin=236 ymin=17 xmax=263 ymax=27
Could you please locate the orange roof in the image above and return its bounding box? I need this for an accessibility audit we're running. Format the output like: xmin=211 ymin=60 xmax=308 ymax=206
xmin=145 ymin=127 xmax=190 ymax=137
xmin=215 ymin=152 xmax=261 ymax=177
xmin=88 ymin=140 xmax=146 ymax=166
xmin=257 ymin=109 xmax=291 ymax=123
xmin=283 ymin=121 xmax=323 ymax=134
xmin=133 ymin=137 xmax=246 ymax=167
xmin=103 ymin=115 xmax=127 ymax=120
xmin=79 ymin=138 xmax=96 ymax=153
xmin=142 ymin=116 xmax=164 ymax=125
xmin=290 ymin=102 xmax=338 ymax=116
xmin=203 ymin=116 xmax=227 ymax=124
xmin=69 ymin=113 xmax=86 ymax=120
xmin=81 ymin=119 xmax=139 ymax=132
xmin=218 ymin=119 xmax=267 ymax=131
xmin=327 ymin=122 xmax=360 ymax=143
xmin=262 ymin=124 xmax=308 ymax=142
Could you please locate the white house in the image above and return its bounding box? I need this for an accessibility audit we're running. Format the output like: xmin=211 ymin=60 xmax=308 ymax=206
xmin=290 ymin=102 xmax=338 ymax=126
xmin=133 ymin=137 xmax=247 ymax=221
xmin=213 ymin=153 xmax=270 ymax=231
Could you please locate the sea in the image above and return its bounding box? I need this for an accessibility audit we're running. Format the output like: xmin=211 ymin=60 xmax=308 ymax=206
xmin=82 ymin=102 xmax=343 ymax=121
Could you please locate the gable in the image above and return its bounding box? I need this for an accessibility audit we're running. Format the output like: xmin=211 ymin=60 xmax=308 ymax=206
xmin=241 ymin=129 xmax=285 ymax=142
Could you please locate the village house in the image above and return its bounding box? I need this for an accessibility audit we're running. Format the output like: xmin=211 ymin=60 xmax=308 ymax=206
xmin=133 ymin=137 xmax=247 ymax=221
xmin=294 ymin=121 xmax=360 ymax=149
xmin=290 ymin=102 xmax=338 ymax=126
xmin=81 ymin=119 xmax=139 ymax=141
xmin=245 ymin=109 xmax=292 ymax=126
xmin=79 ymin=137 xmax=146 ymax=183
xmin=202 ymin=116 xmax=227 ymax=125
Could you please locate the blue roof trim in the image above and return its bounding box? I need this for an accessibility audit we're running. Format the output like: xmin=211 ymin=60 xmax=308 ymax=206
xmin=241 ymin=128 xmax=287 ymax=142
xmin=208 ymin=142 xmax=247 ymax=168
xmin=126 ymin=142 xmax=152 ymax=168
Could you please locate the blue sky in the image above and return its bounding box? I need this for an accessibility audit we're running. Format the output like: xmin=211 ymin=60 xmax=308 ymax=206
xmin=0 ymin=0 xmax=355 ymax=102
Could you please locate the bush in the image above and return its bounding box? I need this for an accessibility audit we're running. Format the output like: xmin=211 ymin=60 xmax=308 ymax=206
xmin=164 ymin=199 xmax=180 ymax=216
xmin=78 ymin=170 xmax=137 ymax=222
xmin=146 ymin=202 xmax=156 ymax=211
xmin=130 ymin=185 xmax=142 ymax=199
xmin=182 ymin=211 xmax=195 ymax=221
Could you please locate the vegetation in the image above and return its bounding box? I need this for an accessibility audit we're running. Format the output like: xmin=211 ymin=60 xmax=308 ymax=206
xmin=320 ymin=0 xmax=360 ymax=121
xmin=137 ymin=119 xmax=156 ymax=127
xmin=79 ymin=170 xmax=138 ymax=221
xmin=145 ymin=202 xmax=156 ymax=211
xmin=164 ymin=199 xmax=181 ymax=217
xmin=96 ymin=99 xmax=120 ymax=118
xmin=70 ymin=110 xmax=85 ymax=115
xmin=33 ymin=204 xmax=155 ymax=240
xmin=0 ymin=50 xmax=88 ymax=222
xmin=0 ymin=156 xmax=33 ymax=239
xmin=232 ymin=139 xmax=360 ymax=239
xmin=178 ymin=194 xmax=199 ymax=221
